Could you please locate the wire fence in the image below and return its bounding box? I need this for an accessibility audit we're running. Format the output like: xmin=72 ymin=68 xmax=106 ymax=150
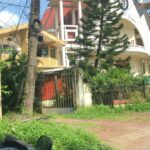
xmin=92 ymin=84 xmax=148 ymax=105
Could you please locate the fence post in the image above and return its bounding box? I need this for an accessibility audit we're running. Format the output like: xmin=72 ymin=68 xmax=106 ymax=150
xmin=75 ymin=69 xmax=92 ymax=107
xmin=54 ymin=75 xmax=59 ymax=107
xmin=109 ymin=84 xmax=114 ymax=105
xmin=75 ymin=69 xmax=84 ymax=107
xmin=83 ymin=83 xmax=92 ymax=106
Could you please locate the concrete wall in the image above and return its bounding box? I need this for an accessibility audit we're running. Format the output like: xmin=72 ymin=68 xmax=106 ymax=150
xmin=120 ymin=19 xmax=136 ymax=45
xmin=76 ymin=72 xmax=92 ymax=107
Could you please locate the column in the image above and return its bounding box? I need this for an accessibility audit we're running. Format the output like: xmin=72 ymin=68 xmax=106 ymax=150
xmin=72 ymin=9 xmax=76 ymax=25
xmin=55 ymin=7 xmax=59 ymax=38
xmin=59 ymin=0 xmax=66 ymax=66
xmin=59 ymin=0 xmax=64 ymax=40
xmin=78 ymin=0 xmax=82 ymax=24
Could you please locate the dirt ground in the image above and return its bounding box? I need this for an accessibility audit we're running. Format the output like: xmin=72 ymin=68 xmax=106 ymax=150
xmin=55 ymin=112 xmax=150 ymax=150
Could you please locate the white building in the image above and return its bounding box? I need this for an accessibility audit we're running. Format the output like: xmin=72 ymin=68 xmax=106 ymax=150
xmin=42 ymin=0 xmax=150 ymax=75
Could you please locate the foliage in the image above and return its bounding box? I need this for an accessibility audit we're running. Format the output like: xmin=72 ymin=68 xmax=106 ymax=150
xmin=0 ymin=58 xmax=10 ymax=95
xmin=128 ymin=91 xmax=145 ymax=104
xmin=72 ymin=0 xmax=129 ymax=79
xmin=64 ymin=104 xmax=150 ymax=119
xmin=2 ymin=50 xmax=27 ymax=113
xmin=0 ymin=120 xmax=111 ymax=150
xmin=125 ymin=103 xmax=150 ymax=112
xmin=91 ymin=68 xmax=144 ymax=88
xmin=91 ymin=68 xmax=145 ymax=104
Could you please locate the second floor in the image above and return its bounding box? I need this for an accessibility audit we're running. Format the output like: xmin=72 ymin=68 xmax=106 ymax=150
xmin=0 ymin=24 xmax=66 ymax=69
xmin=42 ymin=0 xmax=150 ymax=55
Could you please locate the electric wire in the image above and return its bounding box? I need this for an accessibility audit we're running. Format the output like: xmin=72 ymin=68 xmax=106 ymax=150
xmin=13 ymin=0 xmax=29 ymax=46
xmin=0 ymin=0 xmax=16 ymax=12
xmin=0 ymin=1 xmax=30 ymax=8
xmin=0 ymin=0 xmax=29 ymax=46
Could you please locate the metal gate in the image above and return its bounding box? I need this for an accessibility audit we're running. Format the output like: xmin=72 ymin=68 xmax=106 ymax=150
xmin=35 ymin=68 xmax=78 ymax=108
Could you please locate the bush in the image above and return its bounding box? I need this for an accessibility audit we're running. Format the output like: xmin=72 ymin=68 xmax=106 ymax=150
xmin=128 ymin=91 xmax=145 ymax=104
xmin=2 ymin=51 xmax=27 ymax=113
xmin=91 ymin=68 xmax=145 ymax=104
xmin=0 ymin=120 xmax=111 ymax=150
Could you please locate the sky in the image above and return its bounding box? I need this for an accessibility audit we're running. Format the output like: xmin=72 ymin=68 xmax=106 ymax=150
xmin=0 ymin=0 xmax=48 ymax=27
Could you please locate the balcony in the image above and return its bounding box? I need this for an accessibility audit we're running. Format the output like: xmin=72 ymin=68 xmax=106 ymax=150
xmin=125 ymin=44 xmax=147 ymax=55
xmin=64 ymin=25 xmax=78 ymax=42
xmin=37 ymin=57 xmax=62 ymax=68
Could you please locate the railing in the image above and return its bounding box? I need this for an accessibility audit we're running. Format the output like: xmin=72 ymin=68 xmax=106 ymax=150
xmin=92 ymin=84 xmax=146 ymax=105
xmin=37 ymin=57 xmax=59 ymax=68
xmin=127 ymin=44 xmax=146 ymax=53
xmin=64 ymin=25 xmax=78 ymax=42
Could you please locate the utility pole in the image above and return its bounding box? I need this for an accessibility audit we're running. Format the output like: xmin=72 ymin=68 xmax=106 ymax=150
xmin=24 ymin=0 xmax=41 ymax=114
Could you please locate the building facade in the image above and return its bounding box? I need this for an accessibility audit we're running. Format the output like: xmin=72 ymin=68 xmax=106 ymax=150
xmin=0 ymin=24 xmax=65 ymax=69
xmin=42 ymin=0 xmax=150 ymax=75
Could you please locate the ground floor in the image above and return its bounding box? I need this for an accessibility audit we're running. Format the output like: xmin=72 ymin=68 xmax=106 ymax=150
xmin=116 ymin=51 xmax=150 ymax=76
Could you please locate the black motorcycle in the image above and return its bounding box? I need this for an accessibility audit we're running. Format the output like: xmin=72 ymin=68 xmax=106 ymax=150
xmin=0 ymin=135 xmax=53 ymax=150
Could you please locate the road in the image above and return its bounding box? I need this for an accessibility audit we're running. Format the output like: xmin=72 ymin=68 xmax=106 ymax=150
xmin=56 ymin=112 xmax=150 ymax=150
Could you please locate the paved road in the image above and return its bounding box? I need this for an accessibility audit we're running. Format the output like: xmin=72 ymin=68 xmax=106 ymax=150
xmin=56 ymin=113 xmax=150 ymax=150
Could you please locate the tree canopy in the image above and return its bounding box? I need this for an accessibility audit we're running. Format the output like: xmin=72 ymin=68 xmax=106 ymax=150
xmin=71 ymin=0 xmax=129 ymax=79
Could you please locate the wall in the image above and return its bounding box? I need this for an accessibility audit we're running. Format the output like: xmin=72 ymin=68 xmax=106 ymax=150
xmin=76 ymin=71 xmax=92 ymax=107
xmin=0 ymin=32 xmax=63 ymax=68
xmin=120 ymin=19 xmax=136 ymax=45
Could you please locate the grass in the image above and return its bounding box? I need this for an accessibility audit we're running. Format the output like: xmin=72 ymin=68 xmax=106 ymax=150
xmin=62 ymin=103 xmax=150 ymax=120
xmin=2 ymin=103 xmax=150 ymax=149
xmin=62 ymin=105 xmax=126 ymax=120
xmin=0 ymin=119 xmax=111 ymax=150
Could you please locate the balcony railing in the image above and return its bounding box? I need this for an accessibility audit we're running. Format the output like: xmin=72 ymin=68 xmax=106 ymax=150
xmin=64 ymin=25 xmax=78 ymax=42
xmin=126 ymin=44 xmax=146 ymax=53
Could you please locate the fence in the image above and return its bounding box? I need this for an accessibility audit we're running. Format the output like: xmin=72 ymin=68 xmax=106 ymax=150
xmin=92 ymin=84 xmax=147 ymax=105
xmin=35 ymin=68 xmax=79 ymax=109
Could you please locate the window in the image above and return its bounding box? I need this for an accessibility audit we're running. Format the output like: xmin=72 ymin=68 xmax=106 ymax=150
xmin=134 ymin=28 xmax=144 ymax=46
xmin=37 ymin=45 xmax=48 ymax=57
xmin=50 ymin=48 xmax=56 ymax=58
xmin=0 ymin=44 xmax=16 ymax=54
xmin=64 ymin=11 xmax=72 ymax=25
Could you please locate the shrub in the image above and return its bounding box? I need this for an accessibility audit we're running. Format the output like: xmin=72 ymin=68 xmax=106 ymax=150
xmin=91 ymin=68 xmax=145 ymax=104
xmin=2 ymin=51 xmax=27 ymax=113
xmin=128 ymin=91 xmax=145 ymax=104
xmin=0 ymin=120 xmax=111 ymax=150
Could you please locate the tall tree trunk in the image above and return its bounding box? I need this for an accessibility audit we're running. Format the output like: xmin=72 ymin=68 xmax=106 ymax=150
xmin=24 ymin=0 xmax=40 ymax=114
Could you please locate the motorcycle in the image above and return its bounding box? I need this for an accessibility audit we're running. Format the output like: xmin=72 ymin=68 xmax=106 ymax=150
xmin=0 ymin=135 xmax=53 ymax=150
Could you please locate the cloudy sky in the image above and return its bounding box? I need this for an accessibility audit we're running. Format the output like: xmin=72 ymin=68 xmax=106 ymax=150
xmin=0 ymin=0 xmax=48 ymax=27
